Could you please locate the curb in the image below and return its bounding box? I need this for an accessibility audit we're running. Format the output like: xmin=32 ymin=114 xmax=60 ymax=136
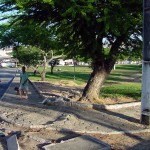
xmin=93 ymin=102 xmax=141 ymax=110
xmin=44 ymin=100 xmax=141 ymax=111
xmin=0 ymin=74 xmax=16 ymax=101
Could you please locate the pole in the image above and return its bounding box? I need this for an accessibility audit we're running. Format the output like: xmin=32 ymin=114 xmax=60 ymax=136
xmin=141 ymin=0 xmax=150 ymax=125
xmin=73 ymin=58 xmax=76 ymax=80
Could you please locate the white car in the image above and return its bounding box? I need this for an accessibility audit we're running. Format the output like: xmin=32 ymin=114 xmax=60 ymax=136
xmin=0 ymin=62 xmax=16 ymax=68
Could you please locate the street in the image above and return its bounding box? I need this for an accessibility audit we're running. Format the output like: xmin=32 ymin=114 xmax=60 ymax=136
xmin=0 ymin=68 xmax=16 ymax=98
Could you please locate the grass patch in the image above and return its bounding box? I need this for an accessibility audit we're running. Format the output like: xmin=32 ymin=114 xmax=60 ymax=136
xmin=29 ymin=66 xmax=91 ymax=85
xmin=101 ymin=83 xmax=141 ymax=101
xmin=106 ymin=64 xmax=141 ymax=84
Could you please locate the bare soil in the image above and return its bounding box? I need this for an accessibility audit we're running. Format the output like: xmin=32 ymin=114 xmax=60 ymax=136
xmin=92 ymin=132 xmax=150 ymax=150
xmin=1 ymin=119 xmax=150 ymax=150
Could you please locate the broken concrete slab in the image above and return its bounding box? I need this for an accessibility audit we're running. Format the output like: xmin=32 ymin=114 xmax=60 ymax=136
xmin=43 ymin=135 xmax=111 ymax=150
xmin=7 ymin=135 xmax=20 ymax=150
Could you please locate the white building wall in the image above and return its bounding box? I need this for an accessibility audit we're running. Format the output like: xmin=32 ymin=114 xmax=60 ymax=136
xmin=0 ymin=47 xmax=13 ymax=58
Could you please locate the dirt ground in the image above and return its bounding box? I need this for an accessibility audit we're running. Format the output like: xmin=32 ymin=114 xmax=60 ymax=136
xmin=0 ymin=118 xmax=150 ymax=150
xmin=0 ymin=81 xmax=149 ymax=150
xmin=92 ymin=132 xmax=150 ymax=150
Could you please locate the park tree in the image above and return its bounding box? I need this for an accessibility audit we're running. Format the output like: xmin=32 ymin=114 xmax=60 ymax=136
xmin=13 ymin=45 xmax=55 ymax=80
xmin=0 ymin=0 xmax=142 ymax=101
xmin=0 ymin=17 xmax=63 ymax=80
xmin=13 ymin=45 xmax=42 ymax=66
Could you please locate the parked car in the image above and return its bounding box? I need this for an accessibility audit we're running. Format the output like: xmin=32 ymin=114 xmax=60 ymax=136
xmin=0 ymin=62 xmax=16 ymax=68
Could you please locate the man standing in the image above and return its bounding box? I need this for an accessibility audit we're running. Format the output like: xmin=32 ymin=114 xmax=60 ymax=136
xmin=19 ymin=66 xmax=29 ymax=99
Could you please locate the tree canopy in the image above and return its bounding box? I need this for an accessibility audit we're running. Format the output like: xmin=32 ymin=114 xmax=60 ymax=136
xmin=0 ymin=0 xmax=143 ymax=101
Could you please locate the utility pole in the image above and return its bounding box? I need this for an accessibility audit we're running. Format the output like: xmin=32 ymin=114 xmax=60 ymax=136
xmin=73 ymin=58 xmax=76 ymax=81
xmin=141 ymin=0 xmax=150 ymax=125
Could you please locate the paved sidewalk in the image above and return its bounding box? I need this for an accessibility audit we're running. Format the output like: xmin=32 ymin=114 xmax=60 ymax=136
xmin=0 ymin=74 xmax=150 ymax=135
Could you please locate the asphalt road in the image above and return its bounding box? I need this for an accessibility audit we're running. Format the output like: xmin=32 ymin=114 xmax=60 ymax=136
xmin=0 ymin=68 xmax=17 ymax=98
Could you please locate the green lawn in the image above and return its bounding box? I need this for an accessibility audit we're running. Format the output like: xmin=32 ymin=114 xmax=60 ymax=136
xmin=29 ymin=66 xmax=92 ymax=85
xmin=103 ymin=64 xmax=141 ymax=101
xmin=28 ymin=64 xmax=142 ymax=101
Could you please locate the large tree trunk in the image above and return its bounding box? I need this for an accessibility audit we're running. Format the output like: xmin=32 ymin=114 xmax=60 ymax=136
xmin=79 ymin=34 xmax=126 ymax=101
xmin=40 ymin=55 xmax=47 ymax=81
xmin=41 ymin=71 xmax=46 ymax=81
xmin=80 ymin=62 xmax=111 ymax=101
